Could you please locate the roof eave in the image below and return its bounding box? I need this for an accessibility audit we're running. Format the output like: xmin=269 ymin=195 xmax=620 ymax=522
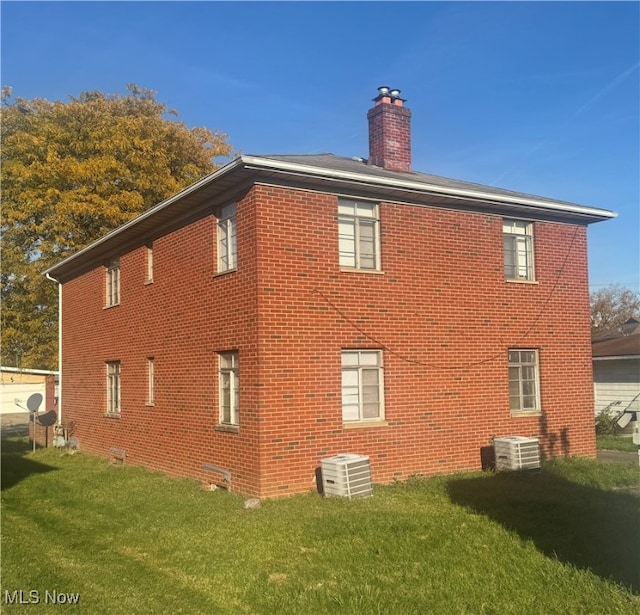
xmin=44 ymin=153 xmax=617 ymax=282
xmin=240 ymin=155 xmax=617 ymax=223
xmin=43 ymin=157 xmax=246 ymax=281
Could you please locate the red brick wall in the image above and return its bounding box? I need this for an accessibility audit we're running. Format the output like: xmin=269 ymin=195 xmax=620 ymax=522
xmin=59 ymin=182 xmax=595 ymax=497
xmin=60 ymin=189 xmax=261 ymax=494
xmin=251 ymin=184 xmax=595 ymax=496
xmin=367 ymin=101 xmax=412 ymax=171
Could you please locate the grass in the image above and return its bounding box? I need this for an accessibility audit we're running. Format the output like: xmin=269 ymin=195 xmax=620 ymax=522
xmin=597 ymin=434 xmax=639 ymax=453
xmin=2 ymin=438 xmax=639 ymax=615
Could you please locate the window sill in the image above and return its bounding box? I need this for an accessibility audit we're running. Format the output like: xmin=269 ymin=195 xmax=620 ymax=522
xmin=214 ymin=268 xmax=237 ymax=278
xmin=144 ymin=279 xmax=153 ymax=286
xmin=215 ymin=424 xmax=239 ymax=434
xmin=340 ymin=268 xmax=384 ymax=275
xmin=145 ymin=403 xmax=155 ymax=407
xmin=103 ymin=303 xmax=120 ymax=309
xmin=343 ymin=420 xmax=388 ymax=429
xmin=510 ymin=411 xmax=543 ymax=418
xmin=104 ymin=412 xmax=121 ymax=419
xmin=505 ymin=278 xmax=538 ymax=285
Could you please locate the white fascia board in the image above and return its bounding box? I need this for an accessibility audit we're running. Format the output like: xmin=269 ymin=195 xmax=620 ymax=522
xmin=43 ymin=157 xmax=244 ymax=278
xmin=593 ymin=355 xmax=640 ymax=361
xmin=1 ymin=366 xmax=59 ymax=376
xmin=241 ymin=155 xmax=617 ymax=220
xmin=44 ymin=153 xmax=616 ymax=280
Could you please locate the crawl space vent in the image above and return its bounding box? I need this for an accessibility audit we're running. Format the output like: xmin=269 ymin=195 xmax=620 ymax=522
xmin=494 ymin=436 xmax=541 ymax=471
xmin=320 ymin=454 xmax=373 ymax=499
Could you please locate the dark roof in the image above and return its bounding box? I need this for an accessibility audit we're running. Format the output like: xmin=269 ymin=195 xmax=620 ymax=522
xmin=592 ymin=318 xmax=640 ymax=358
xmin=592 ymin=335 xmax=640 ymax=358
xmin=44 ymin=152 xmax=616 ymax=283
xmin=261 ymin=153 xmax=601 ymax=211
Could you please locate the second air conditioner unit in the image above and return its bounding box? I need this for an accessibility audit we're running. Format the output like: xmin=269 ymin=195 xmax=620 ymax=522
xmin=494 ymin=436 xmax=541 ymax=471
xmin=320 ymin=454 xmax=373 ymax=499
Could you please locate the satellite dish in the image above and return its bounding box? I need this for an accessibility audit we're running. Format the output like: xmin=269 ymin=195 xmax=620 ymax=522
xmin=616 ymin=412 xmax=632 ymax=429
xmin=26 ymin=393 xmax=43 ymax=413
xmin=36 ymin=410 xmax=57 ymax=427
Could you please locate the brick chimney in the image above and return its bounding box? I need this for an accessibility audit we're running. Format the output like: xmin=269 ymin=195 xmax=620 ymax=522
xmin=367 ymin=86 xmax=411 ymax=172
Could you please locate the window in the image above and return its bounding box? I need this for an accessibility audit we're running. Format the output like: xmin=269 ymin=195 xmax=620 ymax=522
xmin=503 ymin=220 xmax=534 ymax=280
xmin=106 ymin=361 xmax=121 ymax=414
xmin=508 ymin=350 xmax=541 ymax=413
xmin=106 ymin=260 xmax=120 ymax=306
xmin=145 ymin=244 xmax=154 ymax=283
xmin=219 ymin=352 xmax=239 ymax=425
xmin=341 ymin=350 xmax=384 ymax=422
xmin=147 ymin=358 xmax=155 ymax=405
xmin=217 ymin=203 xmax=237 ymax=272
xmin=338 ymin=199 xmax=380 ymax=270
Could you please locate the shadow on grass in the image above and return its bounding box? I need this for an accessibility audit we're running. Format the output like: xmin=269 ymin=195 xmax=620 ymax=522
xmin=1 ymin=437 xmax=56 ymax=491
xmin=447 ymin=470 xmax=640 ymax=593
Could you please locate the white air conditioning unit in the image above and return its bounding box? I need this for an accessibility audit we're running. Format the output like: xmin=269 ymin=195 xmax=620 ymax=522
xmin=494 ymin=436 xmax=540 ymax=471
xmin=320 ymin=454 xmax=373 ymax=499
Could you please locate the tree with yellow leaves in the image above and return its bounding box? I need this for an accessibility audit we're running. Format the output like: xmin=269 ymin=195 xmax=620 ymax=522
xmin=1 ymin=84 xmax=233 ymax=369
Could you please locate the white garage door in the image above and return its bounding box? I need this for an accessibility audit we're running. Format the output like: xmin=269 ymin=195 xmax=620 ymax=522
xmin=0 ymin=382 xmax=46 ymax=415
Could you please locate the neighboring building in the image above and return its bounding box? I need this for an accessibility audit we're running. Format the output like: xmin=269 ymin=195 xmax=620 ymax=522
xmin=1 ymin=367 xmax=58 ymax=442
xmin=0 ymin=366 xmax=58 ymax=417
xmin=44 ymin=88 xmax=615 ymax=497
xmin=592 ymin=317 xmax=640 ymax=419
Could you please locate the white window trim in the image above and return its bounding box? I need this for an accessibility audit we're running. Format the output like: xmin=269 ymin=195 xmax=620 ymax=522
xmin=503 ymin=219 xmax=535 ymax=281
xmin=217 ymin=204 xmax=237 ymax=273
xmin=508 ymin=349 xmax=541 ymax=414
xmin=341 ymin=350 xmax=385 ymax=423
xmin=338 ymin=199 xmax=381 ymax=271
xmin=146 ymin=357 xmax=155 ymax=406
xmin=105 ymin=260 xmax=120 ymax=307
xmin=145 ymin=244 xmax=154 ymax=284
xmin=106 ymin=361 xmax=121 ymax=415
xmin=219 ymin=351 xmax=239 ymax=426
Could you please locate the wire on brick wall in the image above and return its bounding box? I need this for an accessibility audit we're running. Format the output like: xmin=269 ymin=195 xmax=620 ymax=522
xmin=312 ymin=225 xmax=582 ymax=372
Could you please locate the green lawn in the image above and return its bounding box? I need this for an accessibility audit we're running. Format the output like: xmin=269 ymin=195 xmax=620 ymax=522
xmin=597 ymin=434 xmax=639 ymax=453
xmin=2 ymin=438 xmax=639 ymax=614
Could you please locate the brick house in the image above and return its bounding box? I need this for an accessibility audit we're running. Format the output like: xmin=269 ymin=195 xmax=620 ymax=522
xmin=44 ymin=88 xmax=615 ymax=497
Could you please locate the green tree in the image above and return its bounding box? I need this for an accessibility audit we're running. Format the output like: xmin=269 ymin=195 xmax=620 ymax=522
xmin=590 ymin=284 xmax=640 ymax=335
xmin=1 ymin=85 xmax=233 ymax=369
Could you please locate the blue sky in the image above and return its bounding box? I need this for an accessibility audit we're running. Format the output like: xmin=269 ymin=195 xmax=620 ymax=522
xmin=2 ymin=1 xmax=638 ymax=292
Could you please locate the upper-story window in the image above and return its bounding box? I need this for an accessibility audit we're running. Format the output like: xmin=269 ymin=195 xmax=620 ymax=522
xmin=217 ymin=203 xmax=237 ymax=273
xmin=106 ymin=259 xmax=120 ymax=306
xmin=145 ymin=243 xmax=154 ymax=284
xmin=338 ymin=199 xmax=380 ymax=270
xmin=503 ymin=219 xmax=535 ymax=281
